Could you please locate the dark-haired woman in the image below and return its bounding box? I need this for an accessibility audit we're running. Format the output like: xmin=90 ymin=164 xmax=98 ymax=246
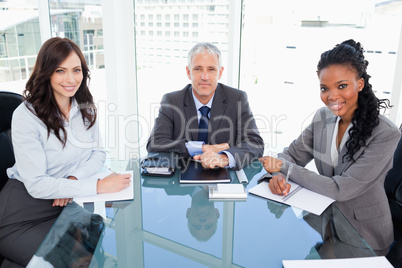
xmin=259 ymin=39 xmax=400 ymax=255
xmin=0 ymin=37 xmax=131 ymax=267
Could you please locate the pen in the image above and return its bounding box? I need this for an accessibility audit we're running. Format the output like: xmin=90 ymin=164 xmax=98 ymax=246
xmin=282 ymin=185 xmax=302 ymax=202
xmin=108 ymin=167 xmax=119 ymax=175
xmin=283 ymin=163 xmax=293 ymax=194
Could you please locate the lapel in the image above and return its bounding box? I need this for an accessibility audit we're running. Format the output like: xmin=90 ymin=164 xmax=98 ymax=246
xmin=183 ymin=86 xmax=199 ymax=141
xmin=318 ymin=111 xmax=337 ymax=177
xmin=335 ymin=136 xmax=366 ymax=175
xmin=335 ymin=145 xmax=349 ymax=175
xmin=209 ymin=84 xmax=228 ymax=135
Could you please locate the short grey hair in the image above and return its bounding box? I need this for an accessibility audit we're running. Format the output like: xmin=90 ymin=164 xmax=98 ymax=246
xmin=187 ymin=42 xmax=222 ymax=68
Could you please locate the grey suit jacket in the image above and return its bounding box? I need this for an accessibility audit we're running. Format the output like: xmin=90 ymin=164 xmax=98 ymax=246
xmin=278 ymin=107 xmax=400 ymax=251
xmin=146 ymin=83 xmax=264 ymax=170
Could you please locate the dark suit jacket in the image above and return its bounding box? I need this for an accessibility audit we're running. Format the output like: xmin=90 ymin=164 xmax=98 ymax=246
xmin=146 ymin=83 xmax=264 ymax=170
xmin=278 ymin=107 xmax=400 ymax=251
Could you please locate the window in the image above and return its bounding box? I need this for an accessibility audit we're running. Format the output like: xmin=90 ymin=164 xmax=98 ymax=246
xmin=240 ymin=0 xmax=402 ymax=156
xmin=134 ymin=0 xmax=231 ymax=156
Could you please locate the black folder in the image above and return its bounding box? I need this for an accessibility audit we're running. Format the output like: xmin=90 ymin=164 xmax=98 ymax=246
xmin=179 ymin=160 xmax=231 ymax=184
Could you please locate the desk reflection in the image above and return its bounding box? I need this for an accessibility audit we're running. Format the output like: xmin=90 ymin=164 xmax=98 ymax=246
xmin=265 ymin=200 xmax=375 ymax=259
xmin=186 ymin=187 xmax=220 ymax=242
xmin=303 ymin=205 xmax=375 ymax=259
xmin=144 ymin=179 xmax=221 ymax=242
xmin=29 ymin=202 xmax=105 ymax=268
xmin=30 ymin=159 xmax=376 ymax=268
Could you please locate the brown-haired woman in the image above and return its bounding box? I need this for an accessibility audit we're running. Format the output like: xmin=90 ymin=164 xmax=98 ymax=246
xmin=0 ymin=37 xmax=131 ymax=266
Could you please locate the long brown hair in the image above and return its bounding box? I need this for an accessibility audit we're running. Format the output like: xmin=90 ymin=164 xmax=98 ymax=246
xmin=24 ymin=37 xmax=97 ymax=147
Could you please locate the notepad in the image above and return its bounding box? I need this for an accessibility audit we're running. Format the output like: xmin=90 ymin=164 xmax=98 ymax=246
xmin=73 ymin=170 xmax=134 ymax=203
xmin=282 ymin=256 xmax=393 ymax=268
xmin=248 ymin=180 xmax=334 ymax=215
xmin=209 ymin=183 xmax=247 ymax=200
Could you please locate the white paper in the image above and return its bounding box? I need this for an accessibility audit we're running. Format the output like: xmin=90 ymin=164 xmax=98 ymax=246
xmin=209 ymin=183 xmax=247 ymax=200
xmin=248 ymin=181 xmax=334 ymax=215
xmin=74 ymin=170 xmax=134 ymax=203
xmin=93 ymin=201 xmax=107 ymax=219
xmin=282 ymin=256 xmax=393 ymax=268
xmin=146 ymin=167 xmax=171 ymax=174
xmin=291 ymin=206 xmax=304 ymax=218
xmin=217 ymin=183 xmax=245 ymax=193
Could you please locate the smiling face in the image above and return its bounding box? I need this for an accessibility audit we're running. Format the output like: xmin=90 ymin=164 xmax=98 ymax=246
xmin=186 ymin=52 xmax=224 ymax=104
xmin=319 ymin=64 xmax=364 ymax=123
xmin=50 ymin=52 xmax=83 ymax=108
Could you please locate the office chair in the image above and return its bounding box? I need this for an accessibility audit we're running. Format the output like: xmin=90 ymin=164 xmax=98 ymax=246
xmin=385 ymin=129 xmax=402 ymax=268
xmin=0 ymin=91 xmax=24 ymax=192
xmin=0 ymin=91 xmax=23 ymax=266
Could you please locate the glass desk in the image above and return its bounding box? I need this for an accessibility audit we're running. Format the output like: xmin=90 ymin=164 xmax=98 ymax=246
xmin=29 ymin=159 xmax=376 ymax=267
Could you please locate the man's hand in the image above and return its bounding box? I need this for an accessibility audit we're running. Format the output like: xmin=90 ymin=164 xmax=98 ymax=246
xmin=259 ymin=156 xmax=283 ymax=173
xmin=193 ymin=150 xmax=229 ymax=169
xmin=202 ymin=143 xmax=230 ymax=153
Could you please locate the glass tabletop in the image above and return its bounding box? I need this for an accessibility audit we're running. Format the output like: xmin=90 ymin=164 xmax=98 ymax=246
xmin=29 ymin=159 xmax=376 ymax=268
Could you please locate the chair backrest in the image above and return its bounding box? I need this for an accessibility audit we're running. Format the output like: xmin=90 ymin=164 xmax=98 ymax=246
xmin=384 ymin=129 xmax=402 ymax=240
xmin=0 ymin=91 xmax=24 ymax=192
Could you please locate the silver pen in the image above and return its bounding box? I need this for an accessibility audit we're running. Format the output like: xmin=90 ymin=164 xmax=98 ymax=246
xmin=282 ymin=185 xmax=302 ymax=202
xmin=283 ymin=163 xmax=293 ymax=194
xmin=285 ymin=163 xmax=293 ymax=185
xmin=108 ymin=167 xmax=119 ymax=175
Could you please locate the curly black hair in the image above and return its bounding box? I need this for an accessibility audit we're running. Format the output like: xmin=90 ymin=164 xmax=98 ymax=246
xmin=317 ymin=39 xmax=391 ymax=162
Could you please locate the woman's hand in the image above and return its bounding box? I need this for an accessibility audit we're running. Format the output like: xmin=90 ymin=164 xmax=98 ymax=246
xmin=52 ymin=176 xmax=77 ymax=206
xmin=52 ymin=198 xmax=72 ymax=207
xmin=268 ymin=175 xmax=291 ymax=196
xmin=97 ymin=173 xmax=132 ymax=194
xmin=259 ymin=156 xmax=283 ymax=173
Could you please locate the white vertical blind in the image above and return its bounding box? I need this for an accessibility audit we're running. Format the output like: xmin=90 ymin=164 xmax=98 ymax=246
xmin=37 ymin=0 xmax=51 ymax=44
xmin=102 ymin=0 xmax=139 ymax=161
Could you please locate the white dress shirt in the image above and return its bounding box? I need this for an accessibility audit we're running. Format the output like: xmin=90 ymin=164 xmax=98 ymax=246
xmin=331 ymin=116 xmax=352 ymax=166
xmin=7 ymin=99 xmax=105 ymax=199
xmin=185 ymin=91 xmax=235 ymax=168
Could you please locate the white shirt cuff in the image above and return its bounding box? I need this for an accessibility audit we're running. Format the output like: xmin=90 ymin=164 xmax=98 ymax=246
xmin=185 ymin=141 xmax=204 ymax=156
